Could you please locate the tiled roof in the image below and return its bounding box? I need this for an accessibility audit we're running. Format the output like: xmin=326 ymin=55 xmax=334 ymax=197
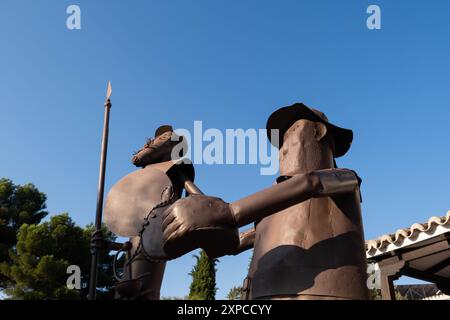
xmin=422 ymin=293 xmax=450 ymax=300
xmin=366 ymin=211 xmax=450 ymax=258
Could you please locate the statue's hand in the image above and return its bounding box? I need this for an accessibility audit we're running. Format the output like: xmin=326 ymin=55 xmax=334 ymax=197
xmin=162 ymin=194 xmax=239 ymax=259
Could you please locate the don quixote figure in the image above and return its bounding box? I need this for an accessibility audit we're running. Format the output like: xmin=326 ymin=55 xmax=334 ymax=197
xmin=103 ymin=125 xmax=204 ymax=299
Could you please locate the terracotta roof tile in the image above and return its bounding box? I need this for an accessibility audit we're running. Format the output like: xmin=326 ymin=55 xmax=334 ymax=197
xmin=366 ymin=211 xmax=450 ymax=257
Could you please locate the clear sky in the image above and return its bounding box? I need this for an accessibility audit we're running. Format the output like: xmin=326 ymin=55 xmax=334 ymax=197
xmin=1 ymin=0 xmax=449 ymax=298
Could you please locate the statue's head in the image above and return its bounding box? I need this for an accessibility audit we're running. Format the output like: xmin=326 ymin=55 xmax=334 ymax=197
xmin=266 ymin=103 xmax=353 ymax=174
xmin=132 ymin=125 xmax=187 ymax=167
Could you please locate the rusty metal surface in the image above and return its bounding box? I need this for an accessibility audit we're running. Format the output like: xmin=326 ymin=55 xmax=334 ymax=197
xmin=140 ymin=206 xmax=173 ymax=261
xmin=248 ymin=193 xmax=368 ymax=299
xmin=108 ymin=127 xmax=196 ymax=299
xmin=116 ymin=235 xmax=166 ymax=300
xmin=131 ymin=130 xmax=188 ymax=168
xmin=160 ymin=104 xmax=368 ymax=300
xmin=104 ymin=165 xmax=174 ymax=237
xmin=246 ymin=105 xmax=368 ymax=300
xmin=162 ymin=195 xmax=240 ymax=259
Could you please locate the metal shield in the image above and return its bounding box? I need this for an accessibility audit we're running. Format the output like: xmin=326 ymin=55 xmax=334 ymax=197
xmin=104 ymin=166 xmax=174 ymax=237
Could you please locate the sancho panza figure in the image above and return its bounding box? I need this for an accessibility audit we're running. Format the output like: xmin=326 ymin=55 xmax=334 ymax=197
xmin=162 ymin=103 xmax=369 ymax=300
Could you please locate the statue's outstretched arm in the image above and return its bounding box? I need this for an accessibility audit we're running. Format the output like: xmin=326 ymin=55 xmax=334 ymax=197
xmin=162 ymin=168 xmax=360 ymax=258
xmin=231 ymin=168 xmax=359 ymax=227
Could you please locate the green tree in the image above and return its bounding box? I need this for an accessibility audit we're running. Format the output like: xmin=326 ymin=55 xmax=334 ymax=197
xmin=370 ymin=288 xmax=381 ymax=300
xmin=0 ymin=213 xmax=116 ymax=299
xmin=370 ymin=288 xmax=407 ymax=300
xmin=188 ymin=250 xmax=217 ymax=300
xmin=0 ymin=178 xmax=48 ymax=271
xmin=227 ymin=286 xmax=243 ymax=300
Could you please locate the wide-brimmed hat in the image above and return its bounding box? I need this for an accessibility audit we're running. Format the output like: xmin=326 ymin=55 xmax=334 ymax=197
xmin=266 ymin=103 xmax=353 ymax=158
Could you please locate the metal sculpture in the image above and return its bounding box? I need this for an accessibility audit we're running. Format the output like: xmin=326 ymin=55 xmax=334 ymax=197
xmin=162 ymin=103 xmax=369 ymax=300
xmin=103 ymin=125 xmax=203 ymax=299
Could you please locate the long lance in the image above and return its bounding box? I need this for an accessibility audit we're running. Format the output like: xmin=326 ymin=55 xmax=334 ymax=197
xmin=88 ymin=81 xmax=112 ymax=300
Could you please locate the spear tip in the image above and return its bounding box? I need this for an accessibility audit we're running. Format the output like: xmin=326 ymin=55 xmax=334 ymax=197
xmin=106 ymin=81 xmax=112 ymax=99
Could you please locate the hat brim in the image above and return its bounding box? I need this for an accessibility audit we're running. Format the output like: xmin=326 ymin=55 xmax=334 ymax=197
xmin=266 ymin=103 xmax=353 ymax=158
xmin=155 ymin=125 xmax=173 ymax=138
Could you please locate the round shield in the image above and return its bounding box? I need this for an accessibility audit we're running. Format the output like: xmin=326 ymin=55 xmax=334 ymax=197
xmin=104 ymin=166 xmax=174 ymax=237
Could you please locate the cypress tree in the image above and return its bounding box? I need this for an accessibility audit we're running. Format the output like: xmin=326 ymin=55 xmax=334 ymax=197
xmin=188 ymin=250 xmax=217 ymax=300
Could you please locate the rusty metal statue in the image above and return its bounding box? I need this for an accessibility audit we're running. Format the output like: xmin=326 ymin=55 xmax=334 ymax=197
xmin=162 ymin=103 xmax=369 ymax=300
xmin=103 ymin=125 xmax=207 ymax=299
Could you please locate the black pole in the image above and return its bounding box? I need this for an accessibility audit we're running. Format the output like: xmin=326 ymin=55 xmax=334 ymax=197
xmin=88 ymin=84 xmax=112 ymax=300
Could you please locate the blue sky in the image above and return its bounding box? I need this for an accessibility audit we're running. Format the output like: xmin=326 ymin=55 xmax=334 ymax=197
xmin=1 ymin=0 xmax=449 ymax=298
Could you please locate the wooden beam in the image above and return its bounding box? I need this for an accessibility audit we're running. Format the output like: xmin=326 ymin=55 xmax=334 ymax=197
xmin=403 ymin=266 xmax=450 ymax=285
xmin=424 ymin=256 xmax=450 ymax=274
xmin=401 ymin=239 xmax=450 ymax=262
xmin=380 ymin=275 xmax=396 ymax=300
xmin=379 ymin=259 xmax=405 ymax=300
